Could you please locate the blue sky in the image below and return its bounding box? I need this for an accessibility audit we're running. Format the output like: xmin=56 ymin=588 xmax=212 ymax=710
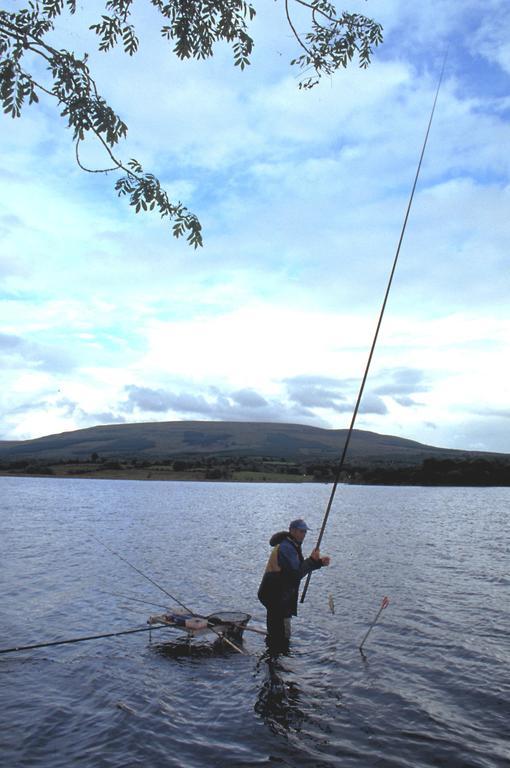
xmin=1 ymin=0 xmax=509 ymax=453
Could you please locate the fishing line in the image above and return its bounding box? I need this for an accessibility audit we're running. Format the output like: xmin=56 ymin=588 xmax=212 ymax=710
xmin=101 ymin=590 xmax=170 ymax=610
xmin=301 ymin=51 xmax=448 ymax=604
xmin=92 ymin=535 xmax=195 ymax=614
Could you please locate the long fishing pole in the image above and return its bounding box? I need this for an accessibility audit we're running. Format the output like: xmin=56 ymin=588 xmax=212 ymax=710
xmin=93 ymin=536 xmax=248 ymax=654
xmin=0 ymin=624 xmax=170 ymax=655
xmin=301 ymin=53 xmax=448 ymax=604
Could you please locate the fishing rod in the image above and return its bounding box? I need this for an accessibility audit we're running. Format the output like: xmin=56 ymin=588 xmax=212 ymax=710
xmin=0 ymin=619 xmax=265 ymax=655
xmin=301 ymin=52 xmax=448 ymax=604
xmin=93 ymin=536 xmax=248 ymax=654
xmin=0 ymin=623 xmax=170 ymax=656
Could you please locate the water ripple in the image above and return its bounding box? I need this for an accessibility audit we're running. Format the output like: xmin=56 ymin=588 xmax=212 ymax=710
xmin=1 ymin=479 xmax=509 ymax=768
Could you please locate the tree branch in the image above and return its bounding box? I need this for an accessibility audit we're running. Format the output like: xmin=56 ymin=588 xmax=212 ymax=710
xmin=75 ymin=137 xmax=120 ymax=173
xmin=284 ymin=0 xmax=312 ymax=57
xmin=293 ymin=0 xmax=338 ymax=25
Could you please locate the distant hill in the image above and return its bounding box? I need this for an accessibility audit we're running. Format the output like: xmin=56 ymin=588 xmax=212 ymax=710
xmin=0 ymin=420 xmax=506 ymax=466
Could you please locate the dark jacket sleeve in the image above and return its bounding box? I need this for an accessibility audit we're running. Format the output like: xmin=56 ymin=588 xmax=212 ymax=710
xmin=278 ymin=539 xmax=322 ymax=581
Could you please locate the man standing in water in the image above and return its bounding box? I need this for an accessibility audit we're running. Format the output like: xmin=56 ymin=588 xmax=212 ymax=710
xmin=258 ymin=519 xmax=330 ymax=651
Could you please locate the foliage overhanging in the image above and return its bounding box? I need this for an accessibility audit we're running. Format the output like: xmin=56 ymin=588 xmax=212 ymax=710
xmin=0 ymin=1 xmax=383 ymax=245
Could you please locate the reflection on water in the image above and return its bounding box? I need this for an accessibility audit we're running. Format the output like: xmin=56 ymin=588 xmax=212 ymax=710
xmin=254 ymin=651 xmax=305 ymax=736
xmin=152 ymin=636 xmax=244 ymax=660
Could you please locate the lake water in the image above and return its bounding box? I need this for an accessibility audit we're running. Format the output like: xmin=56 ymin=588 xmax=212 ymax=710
xmin=1 ymin=477 xmax=509 ymax=767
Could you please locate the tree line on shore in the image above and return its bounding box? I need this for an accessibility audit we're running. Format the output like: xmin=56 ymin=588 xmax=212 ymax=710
xmin=1 ymin=454 xmax=509 ymax=486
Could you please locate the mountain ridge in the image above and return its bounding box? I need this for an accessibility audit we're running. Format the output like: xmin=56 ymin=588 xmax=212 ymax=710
xmin=0 ymin=420 xmax=507 ymax=465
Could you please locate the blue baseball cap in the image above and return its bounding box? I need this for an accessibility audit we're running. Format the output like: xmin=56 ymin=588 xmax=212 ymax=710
xmin=289 ymin=518 xmax=311 ymax=531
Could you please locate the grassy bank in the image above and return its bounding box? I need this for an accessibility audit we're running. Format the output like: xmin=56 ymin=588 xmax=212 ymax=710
xmin=1 ymin=454 xmax=509 ymax=486
xmin=0 ymin=461 xmax=313 ymax=483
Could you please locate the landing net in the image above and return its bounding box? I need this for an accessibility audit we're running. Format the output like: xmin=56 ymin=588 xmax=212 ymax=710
xmin=207 ymin=611 xmax=251 ymax=626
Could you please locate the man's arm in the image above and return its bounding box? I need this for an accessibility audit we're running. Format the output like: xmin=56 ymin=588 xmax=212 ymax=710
xmin=310 ymin=549 xmax=331 ymax=566
xmin=278 ymin=539 xmax=325 ymax=580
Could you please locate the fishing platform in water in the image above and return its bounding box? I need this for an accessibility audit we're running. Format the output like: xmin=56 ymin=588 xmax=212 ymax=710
xmin=147 ymin=609 xmax=252 ymax=645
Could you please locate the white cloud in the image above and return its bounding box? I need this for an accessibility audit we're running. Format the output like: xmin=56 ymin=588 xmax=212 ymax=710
xmin=470 ymin=5 xmax=510 ymax=75
xmin=0 ymin=1 xmax=509 ymax=454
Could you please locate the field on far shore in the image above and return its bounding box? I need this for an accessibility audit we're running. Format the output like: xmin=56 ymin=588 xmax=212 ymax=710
xmin=0 ymin=460 xmax=311 ymax=483
xmin=3 ymin=453 xmax=510 ymax=486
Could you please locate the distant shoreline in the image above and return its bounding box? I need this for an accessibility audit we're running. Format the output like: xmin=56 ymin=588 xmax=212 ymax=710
xmin=0 ymin=469 xmax=314 ymax=483
xmin=1 ymin=464 xmax=509 ymax=487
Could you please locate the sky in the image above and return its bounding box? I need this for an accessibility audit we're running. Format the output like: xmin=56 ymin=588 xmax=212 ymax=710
xmin=1 ymin=0 xmax=509 ymax=453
